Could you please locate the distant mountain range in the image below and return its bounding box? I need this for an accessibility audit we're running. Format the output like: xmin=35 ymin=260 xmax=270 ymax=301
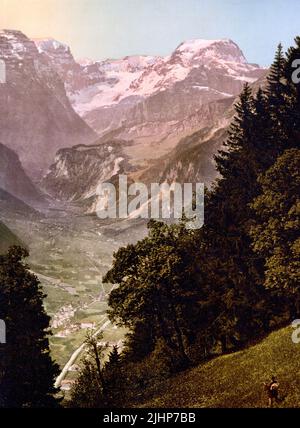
xmin=0 ymin=30 xmax=268 ymax=213
xmin=36 ymin=37 xmax=266 ymax=160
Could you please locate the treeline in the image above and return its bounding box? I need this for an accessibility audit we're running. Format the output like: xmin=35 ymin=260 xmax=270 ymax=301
xmin=70 ymin=38 xmax=300 ymax=407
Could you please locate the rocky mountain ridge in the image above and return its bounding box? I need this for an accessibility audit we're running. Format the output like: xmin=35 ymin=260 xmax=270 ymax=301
xmin=36 ymin=37 xmax=266 ymax=160
xmin=0 ymin=30 xmax=97 ymax=177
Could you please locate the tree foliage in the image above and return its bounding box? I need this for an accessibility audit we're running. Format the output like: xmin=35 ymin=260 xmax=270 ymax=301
xmin=0 ymin=247 xmax=59 ymax=408
xmin=251 ymin=149 xmax=300 ymax=312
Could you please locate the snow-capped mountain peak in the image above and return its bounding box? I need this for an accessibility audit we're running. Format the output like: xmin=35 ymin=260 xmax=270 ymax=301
xmin=34 ymin=37 xmax=70 ymax=54
xmin=173 ymin=38 xmax=247 ymax=65
xmin=124 ymin=38 xmax=251 ymax=100
xmin=93 ymin=55 xmax=159 ymax=73
xmin=0 ymin=29 xmax=38 ymax=61
xmin=30 ymin=34 xmax=265 ymax=144
xmin=33 ymin=37 xmax=81 ymax=90
xmin=77 ymin=57 xmax=94 ymax=66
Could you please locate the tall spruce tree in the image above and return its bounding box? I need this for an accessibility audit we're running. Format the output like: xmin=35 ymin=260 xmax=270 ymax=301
xmin=195 ymin=84 xmax=277 ymax=351
xmin=267 ymin=44 xmax=286 ymax=105
xmin=0 ymin=247 xmax=59 ymax=408
xmin=266 ymin=43 xmax=291 ymax=153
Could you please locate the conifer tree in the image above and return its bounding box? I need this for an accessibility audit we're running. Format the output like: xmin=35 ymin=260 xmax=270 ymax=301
xmin=0 ymin=247 xmax=59 ymax=408
xmin=196 ymin=84 xmax=274 ymax=350
xmin=267 ymin=43 xmax=286 ymax=103
xmin=266 ymin=43 xmax=289 ymax=151
xmin=107 ymin=345 xmax=120 ymax=368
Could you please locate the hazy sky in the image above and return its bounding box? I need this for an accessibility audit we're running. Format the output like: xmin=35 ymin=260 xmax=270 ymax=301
xmin=1 ymin=0 xmax=299 ymax=65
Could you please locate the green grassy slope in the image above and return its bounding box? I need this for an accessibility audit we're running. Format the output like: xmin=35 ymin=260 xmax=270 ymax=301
xmin=0 ymin=221 xmax=23 ymax=254
xmin=141 ymin=326 xmax=300 ymax=408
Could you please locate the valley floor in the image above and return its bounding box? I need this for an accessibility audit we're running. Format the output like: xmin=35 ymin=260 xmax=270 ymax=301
xmin=1 ymin=204 xmax=147 ymax=386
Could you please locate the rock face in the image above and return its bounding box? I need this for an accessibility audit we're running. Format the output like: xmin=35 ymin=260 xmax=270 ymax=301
xmin=36 ymin=37 xmax=265 ymax=159
xmin=0 ymin=187 xmax=38 ymax=220
xmin=42 ymin=140 xmax=132 ymax=209
xmin=0 ymin=142 xmax=43 ymax=204
xmin=140 ymin=126 xmax=228 ymax=188
xmin=0 ymin=30 xmax=97 ymax=177
xmin=43 ymin=72 xmax=269 ymax=213
xmin=42 ymin=120 xmax=229 ymax=211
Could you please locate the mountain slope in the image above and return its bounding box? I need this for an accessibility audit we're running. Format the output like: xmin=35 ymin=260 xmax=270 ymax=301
xmin=139 ymin=126 xmax=227 ymax=187
xmin=0 ymin=142 xmax=44 ymax=204
xmin=0 ymin=187 xmax=39 ymax=219
xmin=0 ymin=221 xmax=23 ymax=254
xmin=139 ymin=71 xmax=269 ymax=187
xmin=140 ymin=326 xmax=300 ymax=408
xmin=0 ymin=30 xmax=97 ymax=177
